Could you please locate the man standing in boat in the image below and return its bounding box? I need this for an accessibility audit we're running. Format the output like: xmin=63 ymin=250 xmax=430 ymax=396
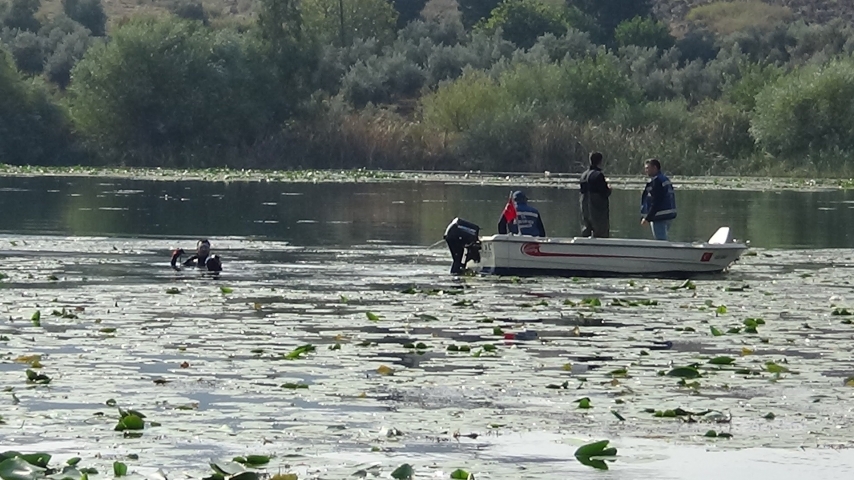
xmin=498 ymin=190 xmax=546 ymax=237
xmin=640 ymin=158 xmax=677 ymax=240
xmin=579 ymin=151 xmax=611 ymax=238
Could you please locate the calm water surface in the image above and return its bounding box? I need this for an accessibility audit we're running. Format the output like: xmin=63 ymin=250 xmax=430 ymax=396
xmin=0 ymin=175 xmax=853 ymax=248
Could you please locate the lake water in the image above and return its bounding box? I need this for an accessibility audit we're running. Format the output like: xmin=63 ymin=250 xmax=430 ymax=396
xmin=2 ymin=175 xmax=854 ymax=248
xmin=3 ymin=175 xmax=854 ymax=480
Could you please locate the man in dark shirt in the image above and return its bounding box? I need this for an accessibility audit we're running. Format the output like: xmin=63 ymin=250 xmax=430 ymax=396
xmin=579 ymin=151 xmax=612 ymax=238
xmin=170 ymin=239 xmax=222 ymax=272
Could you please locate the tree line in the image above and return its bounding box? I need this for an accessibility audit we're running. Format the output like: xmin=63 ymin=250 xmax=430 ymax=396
xmin=2 ymin=0 xmax=854 ymax=176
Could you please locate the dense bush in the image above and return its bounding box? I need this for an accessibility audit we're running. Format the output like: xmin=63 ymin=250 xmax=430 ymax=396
xmin=301 ymin=0 xmax=399 ymax=46
xmin=2 ymin=0 xmax=41 ymax=32
xmin=751 ymin=59 xmax=854 ymax=160
xmin=614 ymin=16 xmax=674 ymax=50
xmin=0 ymin=46 xmax=76 ymax=164
xmin=67 ymin=16 xmax=287 ymax=164
xmin=63 ymin=0 xmax=107 ymax=36
xmin=477 ymin=0 xmax=585 ymax=49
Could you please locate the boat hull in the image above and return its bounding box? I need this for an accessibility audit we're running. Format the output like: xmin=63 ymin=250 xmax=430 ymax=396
xmin=475 ymin=234 xmax=748 ymax=278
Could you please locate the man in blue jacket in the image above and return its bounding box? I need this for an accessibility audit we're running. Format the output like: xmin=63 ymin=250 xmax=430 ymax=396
xmin=498 ymin=190 xmax=546 ymax=237
xmin=640 ymin=158 xmax=677 ymax=240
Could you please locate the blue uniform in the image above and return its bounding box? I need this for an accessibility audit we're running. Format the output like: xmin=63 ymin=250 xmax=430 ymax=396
xmin=498 ymin=200 xmax=546 ymax=237
xmin=641 ymin=172 xmax=677 ymax=222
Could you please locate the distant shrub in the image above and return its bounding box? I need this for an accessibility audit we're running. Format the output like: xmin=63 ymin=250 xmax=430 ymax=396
xmin=6 ymin=29 xmax=46 ymax=74
xmin=44 ymin=28 xmax=93 ymax=87
xmin=62 ymin=0 xmax=107 ymax=36
xmin=340 ymin=56 xmax=389 ymax=107
xmin=751 ymin=59 xmax=854 ymax=159
xmin=168 ymin=0 xmax=209 ymax=25
xmin=614 ymin=16 xmax=674 ymax=50
xmin=526 ymin=29 xmax=596 ymax=62
xmin=398 ymin=18 xmax=466 ymax=47
xmin=301 ymin=0 xmax=399 ymax=47
xmin=68 ymin=17 xmax=286 ymax=163
xmin=2 ymin=0 xmax=41 ymax=32
xmin=687 ymin=1 xmax=792 ymax=36
xmin=477 ymin=0 xmax=584 ymax=49
xmin=0 ymin=47 xmax=75 ymax=165
xmin=421 ymin=68 xmax=510 ymax=133
xmin=675 ymin=28 xmax=718 ymax=64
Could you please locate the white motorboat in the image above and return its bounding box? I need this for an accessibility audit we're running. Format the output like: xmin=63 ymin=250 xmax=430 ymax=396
xmin=446 ymin=222 xmax=748 ymax=277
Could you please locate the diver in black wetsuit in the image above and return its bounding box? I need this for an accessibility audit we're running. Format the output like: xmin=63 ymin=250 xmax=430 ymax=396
xmin=170 ymin=239 xmax=222 ymax=272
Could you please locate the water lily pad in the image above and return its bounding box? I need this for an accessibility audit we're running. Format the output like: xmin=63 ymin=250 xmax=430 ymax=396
xmin=450 ymin=469 xmax=472 ymax=479
xmin=666 ymin=366 xmax=701 ymax=379
xmin=709 ymin=356 xmax=735 ymax=365
xmin=390 ymin=463 xmax=413 ymax=480
xmin=365 ymin=312 xmax=380 ymax=321
xmin=113 ymin=461 xmax=128 ymax=477
xmin=0 ymin=457 xmax=46 ymax=480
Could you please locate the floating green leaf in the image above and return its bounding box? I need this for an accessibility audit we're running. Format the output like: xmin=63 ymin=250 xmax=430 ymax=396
xmin=450 ymin=469 xmax=471 ymax=479
xmin=574 ymin=440 xmax=610 ymax=458
xmin=390 ymin=463 xmax=414 ymax=480
xmin=546 ymin=381 xmax=569 ymax=390
xmin=0 ymin=457 xmax=45 ymax=480
xmin=106 ymin=399 xmax=117 ymax=407
xmin=715 ymin=305 xmax=727 ymax=315
xmin=365 ymin=312 xmax=380 ymax=321
xmin=281 ymin=383 xmax=308 ymax=389
xmin=832 ymin=307 xmax=852 ymax=316
xmin=30 ymin=311 xmax=40 ymax=327
xmin=764 ymin=412 xmax=776 ymax=420
xmin=166 ymin=287 xmax=180 ymax=294
xmin=234 ymin=455 xmax=270 ymax=466
xmin=482 ymin=344 xmax=497 ymax=352
xmin=704 ymin=430 xmax=717 ymax=438
xmin=574 ymin=439 xmax=616 ymax=470
xmin=113 ymin=461 xmax=128 ymax=477
xmin=580 ymin=297 xmax=601 ymax=307
xmin=284 ymin=344 xmax=316 ymax=360
xmin=66 ymin=457 xmax=82 ymax=466
xmin=576 ymin=397 xmax=592 ymax=409
xmin=710 ymin=326 xmax=723 ymax=336
xmin=709 ymin=356 xmax=735 ymax=365
xmin=220 ymin=286 xmax=233 ymax=294
xmin=114 ymin=414 xmax=144 ymax=431
xmin=666 ymin=367 xmax=701 ymax=379
xmin=765 ymin=362 xmax=790 ymax=374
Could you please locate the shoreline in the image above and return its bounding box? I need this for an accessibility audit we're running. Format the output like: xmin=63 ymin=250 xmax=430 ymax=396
xmin=0 ymin=165 xmax=849 ymax=192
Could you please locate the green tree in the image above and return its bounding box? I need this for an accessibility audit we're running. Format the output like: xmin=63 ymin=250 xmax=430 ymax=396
xmin=301 ymin=0 xmax=399 ymax=46
xmin=390 ymin=0 xmax=428 ymax=28
xmin=572 ymin=0 xmax=653 ymax=40
xmin=0 ymin=46 xmax=74 ymax=164
xmin=750 ymin=59 xmax=854 ymax=159
xmin=67 ymin=16 xmax=285 ymax=163
xmin=458 ymin=0 xmax=501 ymax=29
xmin=256 ymin=0 xmax=316 ymax=115
xmin=62 ymin=0 xmax=107 ymax=36
xmin=478 ymin=0 xmax=583 ymax=49
xmin=2 ymin=0 xmax=42 ymax=32
xmin=614 ymin=16 xmax=674 ymax=50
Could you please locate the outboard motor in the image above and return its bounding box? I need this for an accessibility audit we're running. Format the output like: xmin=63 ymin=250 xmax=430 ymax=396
xmin=444 ymin=217 xmax=481 ymax=274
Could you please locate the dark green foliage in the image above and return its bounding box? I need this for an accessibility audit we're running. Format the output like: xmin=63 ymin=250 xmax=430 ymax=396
xmin=751 ymin=59 xmax=854 ymax=160
xmin=2 ymin=0 xmax=41 ymax=32
xmin=5 ymin=29 xmax=45 ymax=74
xmin=37 ymin=14 xmax=94 ymax=87
xmin=391 ymin=0 xmax=428 ymax=28
xmin=168 ymin=0 xmax=209 ymax=25
xmin=478 ymin=0 xmax=585 ymax=49
xmin=63 ymin=0 xmax=107 ymax=36
xmin=572 ymin=0 xmax=653 ymax=40
xmin=67 ymin=17 xmax=288 ymax=164
xmin=675 ymin=28 xmax=718 ymax=63
xmin=458 ymin=0 xmax=501 ymax=29
xmin=614 ymin=16 xmax=674 ymax=50
xmin=0 ymin=47 xmax=75 ymax=164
